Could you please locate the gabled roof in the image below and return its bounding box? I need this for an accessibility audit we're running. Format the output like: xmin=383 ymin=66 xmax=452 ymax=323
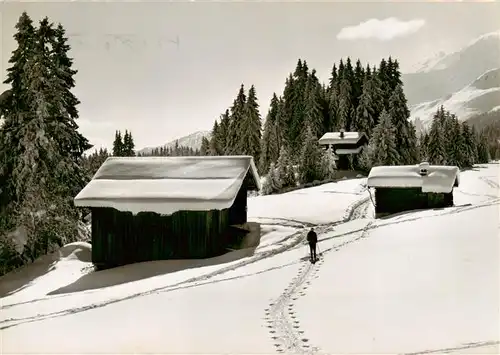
xmin=318 ymin=131 xmax=367 ymax=145
xmin=74 ymin=155 xmax=261 ymax=215
xmin=367 ymin=163 xmax=460 ymax=193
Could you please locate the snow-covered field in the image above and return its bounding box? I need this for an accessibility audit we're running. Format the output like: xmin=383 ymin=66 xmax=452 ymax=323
xmin=1 ymin=165 xmax=499 ymax=354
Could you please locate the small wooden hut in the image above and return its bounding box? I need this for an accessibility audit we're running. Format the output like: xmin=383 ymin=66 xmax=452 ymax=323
xmin=74 ymin=155 xmax=261 ymax=269
xmin=367 ymin=162 xmax=460 ymax=218
xmin=318 ymin=130 xmax=368 ymax=170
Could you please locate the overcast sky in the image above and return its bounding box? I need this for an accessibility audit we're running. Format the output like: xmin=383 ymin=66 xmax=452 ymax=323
xmin=1 ymin=1 xmax=499 ymax=151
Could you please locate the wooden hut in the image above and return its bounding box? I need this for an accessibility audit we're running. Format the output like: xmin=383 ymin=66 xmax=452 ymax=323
xmin=74 ymin=155 xmax=261 ymax=269
xmin=367 ymin=162 xmax=460 ymax=218
xmin=318 ymin=130 xmax=368 ymax=170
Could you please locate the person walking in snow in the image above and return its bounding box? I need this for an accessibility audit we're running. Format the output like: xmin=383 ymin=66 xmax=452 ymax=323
xmin=307 ymin=227 xmax=318 ymax=262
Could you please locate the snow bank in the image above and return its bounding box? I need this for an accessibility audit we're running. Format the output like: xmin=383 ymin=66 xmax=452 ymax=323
xmin=367 ymin=163 xmax=459 ymax=193
xmin=74 ymin=156 xmax=260 ymax=215
xmin=0 ymin=242 xmax=91 ymax=299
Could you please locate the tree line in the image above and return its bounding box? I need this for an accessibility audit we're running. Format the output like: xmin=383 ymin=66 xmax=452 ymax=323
xmin=204 ymin=58 xmax=492 ymax=194
xmin=205 ymin=57 xmax=420 ymax=193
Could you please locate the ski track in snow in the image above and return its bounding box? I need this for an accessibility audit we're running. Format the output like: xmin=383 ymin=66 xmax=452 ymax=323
xmin=263 ymin=174 xmax=500 ymax=355
xmin=0 ymin=194 xmax=372 ymax=330
xmin=265 ymin=197 xmax=373 ymax=354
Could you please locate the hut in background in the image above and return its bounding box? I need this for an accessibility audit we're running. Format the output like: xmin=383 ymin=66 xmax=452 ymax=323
xmin=74 ymin=156 xmax=261 ymax=270
xmin=367 ymin=162 xmax=460 ymax=218
xmin=318 ymin=130 xmax=368 ymax=170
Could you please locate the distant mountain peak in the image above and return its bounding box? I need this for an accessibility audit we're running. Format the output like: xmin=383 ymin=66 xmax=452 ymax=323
xmin=407 ymin=30 xmax=500 ymax=75
xmin=138 ymin=130 xmax=211 ymax=155
xmin=466 ymin=30 xmax=500 ymax=48
xmin=403 ymin=29 xmax=500 ymax=108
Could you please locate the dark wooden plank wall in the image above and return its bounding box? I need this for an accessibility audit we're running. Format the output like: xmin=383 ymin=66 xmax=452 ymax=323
xmin=228 ymin=184 xmax=247 ymax=225
xmin=374 ymin=187 xmax=454 ymax=216
xmin=91 ymin=207 xmax=230 ymax=269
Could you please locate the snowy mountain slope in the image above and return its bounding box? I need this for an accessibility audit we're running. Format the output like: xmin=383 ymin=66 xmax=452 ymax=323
xmin=138 ymin=130 xmax=211 ymax=154
xmin=1 ymin=164 xmax=499 ymax=354
xmin=410 ymin=68 xmax=500 ymax=130
xmin=409 ymin=50 xmax=447 ymax=74
xmin=403 ymin=30 xmax=500 ymax=107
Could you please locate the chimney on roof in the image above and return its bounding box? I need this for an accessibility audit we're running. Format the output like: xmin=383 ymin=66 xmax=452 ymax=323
xmin=339 ymin=129 xmax=345 ymax=138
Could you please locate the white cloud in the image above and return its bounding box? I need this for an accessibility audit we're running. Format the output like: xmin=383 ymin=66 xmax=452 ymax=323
xmin=337 ymin=17 xmax=426 ymax=41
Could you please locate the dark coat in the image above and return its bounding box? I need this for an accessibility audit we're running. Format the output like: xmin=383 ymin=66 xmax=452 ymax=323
xmin=307 ymin=230 xmax=317 ymax=244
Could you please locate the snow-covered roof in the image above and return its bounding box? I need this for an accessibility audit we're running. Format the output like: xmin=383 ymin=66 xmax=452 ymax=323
xmin=319 ymin=132 xmax=366 ymax=145
xmin=335 ymin=147 xmax=364 ymax=155
xmin=74 ymin=156 xmax=261 ymax=215
xmin=367 ymin=163 xmax=460 ymax=193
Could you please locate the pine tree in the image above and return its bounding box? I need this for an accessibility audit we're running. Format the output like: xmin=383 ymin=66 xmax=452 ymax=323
xmin=217 ymin=110 xmax=230 ymax=154
xmin=388 ymin=84 xmax=418 ymax=164
xmin=226 ymin=84 xmax=247 ymax=154
xmin=122 ymin=130 xmax=135 ymax=156
xmin=261 ymin=162 xmax=282 ymax=195
xmin=337 ymin=79 xmax=352 ymax=130
xmin=320 ymin=146 xmax=337 ymax=180
xmin=352 ymin=59 xmax=365 ymax=109
xmin=304 ymin=76 xmax=324 ymax=138
xmin=276 ymin=146 xmax=296 ymax=188
xmin=238 ymin=85 xmax=262 ymax=162
xmin=476 ymin=131 xmax=491 ymax=164
xmin=327 ymin=85 xmax=340 ymax=131
xmin=366 ymin=110 xmax=400 ymax=166
xmin=260 ymin=93 xmax=280 ymax=173
xmin=200 ymin=136 xmax=210 ymax=156
xmin=353 ymin=76 xmax=376 ymax=137
xmin=427 ymin=114 xmax=447 ymax=165
xmin=0 ymin=16 xmax=87 ymax=267
xmin=209 ymin=121 xmax=222 ymax=155
xmin=50 ymin=22 xmax=92 ymax=161
xmin=298 ymin=126 xmax=323 ymax=184
xmin=113 ymin=130 xmax=123 ymax=156
xmin=461 ymin=123 xmax=478 ymax=167
xmin=0 ymin=12 xmax=37 ymax=208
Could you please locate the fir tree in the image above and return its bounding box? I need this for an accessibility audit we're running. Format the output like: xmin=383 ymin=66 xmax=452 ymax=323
xmin=200 ymin=136 xmax=210 ymax=156
xmin=0 ymin=12 xmax=37 ymax=207
xmin=217 ymin=110 xmax=230 ymax=154
xmin=298 ymin=126 xmax=323 ymax=184
xmin=209 ymin=121 xmax=222 ymax=156
xmin=476 ymin=131 xmax=491 ymax=164
xmin=276 ymin=146 xmax=296 ymax=188
xmin=427 ymin=114 xmax=447 ymax=165
xmin=261 ymin=162 xmax=282 ymax=195
xmin=260 ymin=94 xmax=280 ymax=173
xmin=304 ymin=75 xmax=324 ymax=138
xmin=366 ymin=110 xmax=400 ymax=166
xmin=113 ymin=130 xmax=123 ymax=156
xmin=337 ymin=79 xmax=352 ymax=130
xmin=0 ymin=15 xmax=87 ymax=270
xmin=388 ymin=84 xmax=418 ymax=164
xmin=226 ymin=84 xmax=247 ymax=154
xmin=353 ymin=76 xmax=377 ymax=137
xmin=122 ymin=130 xmax=135 ymax=156
xmin=327 ymin=85 xmax=339 ymax=131
xmin=461 ymin=123 xmax=478 ymax=167
xmin=320 ymin=146 xmax=337 ymax=180
xmin=238 ymin=85 xmax=262 ymax=162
